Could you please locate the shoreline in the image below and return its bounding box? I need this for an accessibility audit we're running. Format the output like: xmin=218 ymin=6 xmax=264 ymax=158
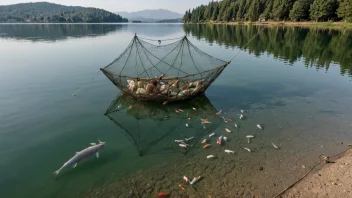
xmin=282 ymin=148 xmax=352 ymax=197
xmin=187 ymin=21 xmax=352 ymax=30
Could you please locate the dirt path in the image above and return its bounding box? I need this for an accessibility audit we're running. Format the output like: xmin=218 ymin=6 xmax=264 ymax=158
xmin=282 ymin=149 xmax=352 ymax=198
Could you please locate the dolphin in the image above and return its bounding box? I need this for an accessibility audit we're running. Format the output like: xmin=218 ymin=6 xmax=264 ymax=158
xmin=53 ymin=140 xmax=105 ymax=175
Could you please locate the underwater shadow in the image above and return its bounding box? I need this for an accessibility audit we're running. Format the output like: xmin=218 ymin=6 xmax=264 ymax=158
xmin=105 ymin=93 xmax=222 ymax=157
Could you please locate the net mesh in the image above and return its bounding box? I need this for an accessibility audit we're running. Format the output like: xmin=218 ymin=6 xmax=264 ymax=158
xmin=101 ymin=35 xmax=229 ymax=102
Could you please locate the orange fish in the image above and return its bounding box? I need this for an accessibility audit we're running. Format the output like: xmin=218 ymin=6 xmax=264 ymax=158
xmin=216 ymin=110 xmax=222 ymax=115
xmin=200 ymin=118 xmax=208 ymax=122
xmin=163 ymin=101 xmax=168 ymax=105
xmin=158 ymin=192 xmax=169 ymax=197
xmin=201 ymin=120 xmax=212 ymax=124
xmin=201 ymin=139 xmax=207 ymax=144
xmin=175 ymin=110 xmax=180 ymax=113
xmin=183 ymin=176 xmax=189 ymax=183
xmin=203 ymin=144 xmax=211 ymax=148
xmin=217 ymin=139 xmax=222 ymax=145
xmin=179 ymin=184 xmax=185 ymax=190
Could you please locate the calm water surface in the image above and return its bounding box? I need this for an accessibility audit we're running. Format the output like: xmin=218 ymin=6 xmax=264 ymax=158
xmin=0 ymin=24 xmax=352 ymax=198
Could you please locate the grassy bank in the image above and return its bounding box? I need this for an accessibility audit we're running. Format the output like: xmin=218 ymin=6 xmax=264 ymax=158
xmin=194 ymin=21 xmax=352 ymax=30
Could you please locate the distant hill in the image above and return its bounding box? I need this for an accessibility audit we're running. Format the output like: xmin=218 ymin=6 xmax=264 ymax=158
xmin=116 ymin=9 xmax=182 ymax=22
xmin=0 ymin=2 xmax=128 ymax=23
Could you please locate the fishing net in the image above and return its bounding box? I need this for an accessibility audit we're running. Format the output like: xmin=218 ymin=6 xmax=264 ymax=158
xmin=100 ymin=34 xmax=229 ymax=102
xmin=105 ymin=94 xmax=221 ymax=156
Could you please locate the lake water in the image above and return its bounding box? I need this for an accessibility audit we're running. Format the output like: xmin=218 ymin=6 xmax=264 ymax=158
xmin=0 ymin=24 xmax=352 ymax=198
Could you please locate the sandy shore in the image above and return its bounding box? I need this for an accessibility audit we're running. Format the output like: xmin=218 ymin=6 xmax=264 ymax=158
xmin=282 ymin=148 xmax=352 ymax=198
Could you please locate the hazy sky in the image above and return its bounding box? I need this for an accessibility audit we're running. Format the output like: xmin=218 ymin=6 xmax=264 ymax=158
xmin=0 ymin=0 xmax=212 ymax=13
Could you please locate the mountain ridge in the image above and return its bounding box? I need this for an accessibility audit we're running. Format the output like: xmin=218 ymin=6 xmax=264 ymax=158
xmin=116 ymin=9 xmax=182 ymax=22
xmin=0 ymin=2 xmax=128 ymax=23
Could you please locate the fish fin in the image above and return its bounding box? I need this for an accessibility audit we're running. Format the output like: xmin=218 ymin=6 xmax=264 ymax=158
xmin=96 ymin=152 xmax=99 ymax=158
xmin=73 ymin=163 xmax=77 ymax=168
xmin=90 ymin=143 xmax=96 ymax=146
xmin=53 ymin=169 xmax=61 ymax=175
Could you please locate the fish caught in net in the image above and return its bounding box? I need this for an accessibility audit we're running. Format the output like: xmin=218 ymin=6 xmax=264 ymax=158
xmin=100 ymin=34 xmax=230 ymax=102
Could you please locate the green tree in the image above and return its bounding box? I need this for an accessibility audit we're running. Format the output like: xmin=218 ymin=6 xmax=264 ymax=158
xmin=289 ymin=0 xmax=314 ymax=21
xmin=260 ymin=0 xmax=274 ymax=20
xmin=310 ymin=0 xmax=338 ymax=21
xmin=337 ymin=0 xmax=352 ymax=22
xmin=247 ymin=0 xmax=264 ymax=21
xmin=272 ymin=0 xmax=296 ymax=20
xmin=212 ymin=2 xmax=219 ymax=21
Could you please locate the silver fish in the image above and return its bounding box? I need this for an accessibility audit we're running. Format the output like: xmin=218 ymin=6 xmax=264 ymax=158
xmin=224 ymin=149 xmax=234 ymax=154
xmin=207 ymin=155 xmax=215 ymax=159
xmin=241 ymin=110 xmax=244 ymax=113
xmin=244 ymin=147 xmax=251 ymax=152
xmin=209 ymin=132 xmax=216 ymax=137
xmin=53 ymin=140 xmax=105 ymax=175
xmin=179 ymin=144 xmax=188 ymax=148
xmin=234 ymin=123 xmax=238 ymax=128
xmin=271 ymin=142 xmax=279 ymax=149
xmin=190 ymin=177 xmax=197 ymax=185
xmin=185 ymin=123 xmax=189 ymax=128
xmin=185 ymin=136 xmax=194 ymax=142
xmin=223 ymin=136 xmax=228 ymax=141
xmin=257 ymin=124 xmax=263 ymax=130
xmin=246 ymin=135 xmax=254 ymax=143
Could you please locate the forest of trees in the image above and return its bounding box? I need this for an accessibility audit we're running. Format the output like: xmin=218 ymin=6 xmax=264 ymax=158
xmin=183 ymin=24 xmax=352 ymax=76
xmin=183 ymin=0 xmax=352 ymax=23
xmin=0 ymin=2 xmax=128 ymax=23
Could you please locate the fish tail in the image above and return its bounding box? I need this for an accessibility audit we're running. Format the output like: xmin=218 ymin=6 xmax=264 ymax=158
xmin=53 ymin=168 xmax=61 ymax=175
